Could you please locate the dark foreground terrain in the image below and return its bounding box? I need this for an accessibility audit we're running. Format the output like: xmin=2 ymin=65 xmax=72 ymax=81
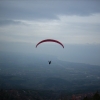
xmin=0 ymin=89 xmax=100 ymax=100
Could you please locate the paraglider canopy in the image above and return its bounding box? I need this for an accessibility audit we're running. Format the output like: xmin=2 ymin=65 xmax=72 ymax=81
xmin=36 ymin=39 xmax=64 ymax=48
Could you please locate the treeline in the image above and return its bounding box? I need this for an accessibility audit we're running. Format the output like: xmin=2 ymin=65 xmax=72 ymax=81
xmin=0 ymin=89 xmax=100 ymax=100
xmin=83 ymin=91 xmax=100 ymax=100
xmin=0 ymin=89 xmax=59 ymax=100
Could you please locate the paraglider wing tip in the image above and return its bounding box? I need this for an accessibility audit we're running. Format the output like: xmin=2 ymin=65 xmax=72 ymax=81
xmin=36 ymin=44 xmax=38 ymax=48
xmin=62 ymin=45 xmax=64 ymax=48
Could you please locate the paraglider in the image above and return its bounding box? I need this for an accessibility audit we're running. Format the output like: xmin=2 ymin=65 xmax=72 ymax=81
xmin=36 ymin=39 xmax=64 ymax=64
xmin=36 ymin=39 xmax=64 ymax=48
xmin=48 ymin=61 xmax=51 ymax=64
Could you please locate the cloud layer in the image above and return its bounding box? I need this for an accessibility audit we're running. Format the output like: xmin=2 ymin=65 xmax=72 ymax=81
xmin=0 ymin=1 xmax=100 ymax=20
xmin=0 ymin=13 xmax=100 ymax=44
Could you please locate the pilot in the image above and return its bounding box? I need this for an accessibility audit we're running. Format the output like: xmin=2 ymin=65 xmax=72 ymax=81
xmin=48 ymin=61 xmax=51 ymax=64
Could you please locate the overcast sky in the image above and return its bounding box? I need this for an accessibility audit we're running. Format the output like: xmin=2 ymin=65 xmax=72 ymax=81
xmin=0 ymin=0 xmax=100 ymax=65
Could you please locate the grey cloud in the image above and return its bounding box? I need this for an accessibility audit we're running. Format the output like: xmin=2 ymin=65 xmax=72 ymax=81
xmin=0 ymin=0 xmax=100 ymax=20
xmin=0 ymin=19 xmax=24 ymax=26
